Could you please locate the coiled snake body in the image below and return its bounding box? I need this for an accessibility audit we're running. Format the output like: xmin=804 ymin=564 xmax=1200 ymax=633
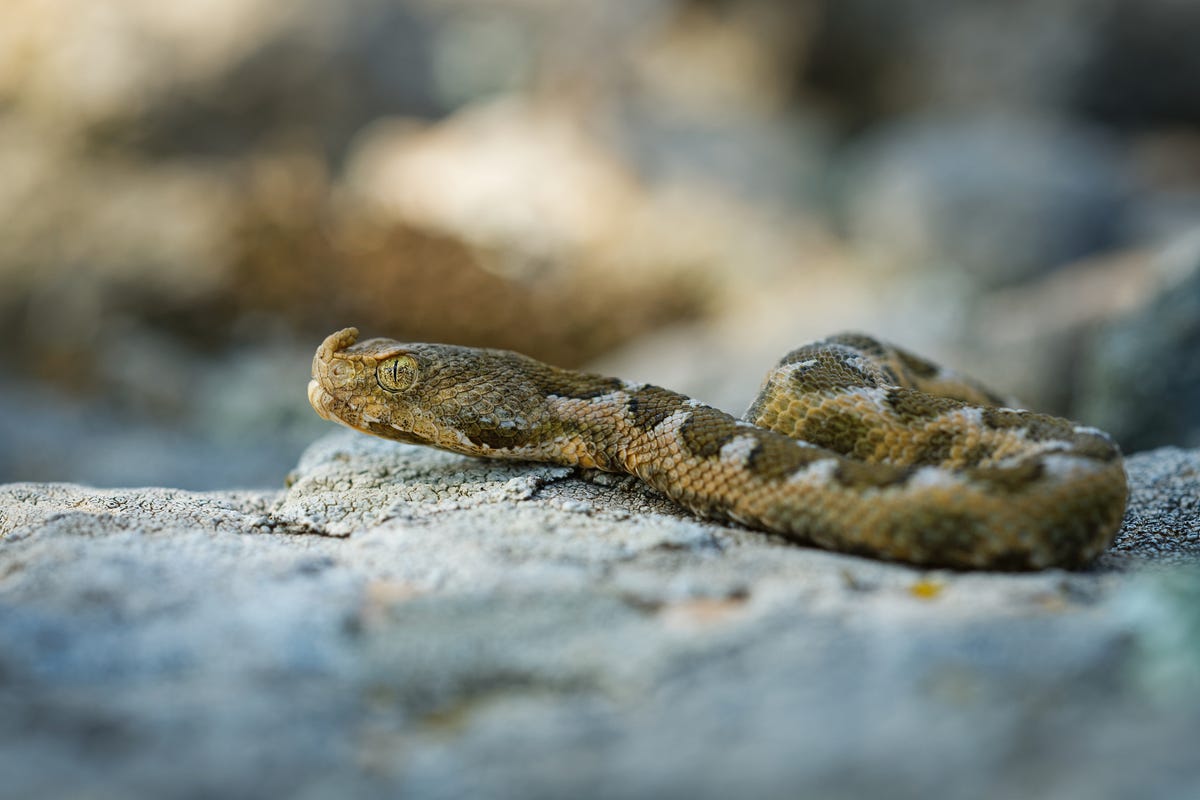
xmin=308 ymin=328 xmax=1127 ymax=569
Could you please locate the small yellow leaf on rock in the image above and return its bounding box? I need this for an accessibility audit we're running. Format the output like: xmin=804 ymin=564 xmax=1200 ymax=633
xmin=910 ymin=579 xmax=944 ymax=600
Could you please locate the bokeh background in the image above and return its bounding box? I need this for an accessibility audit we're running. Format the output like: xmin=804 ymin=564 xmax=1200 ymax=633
xmin=2 ymin=0 xmax=1198 ymax=489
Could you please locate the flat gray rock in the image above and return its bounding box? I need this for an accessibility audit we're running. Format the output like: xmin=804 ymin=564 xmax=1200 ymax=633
xmin=2 ymin=433 xmax=1199 ymax=799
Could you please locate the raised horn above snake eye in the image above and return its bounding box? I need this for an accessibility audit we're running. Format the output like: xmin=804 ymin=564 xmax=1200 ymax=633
xmin=376 ymin=354 xmax=419 ymax=393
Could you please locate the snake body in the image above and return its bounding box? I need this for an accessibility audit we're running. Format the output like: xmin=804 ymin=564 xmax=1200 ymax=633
xmin=308 ymin=328 xmax=1127 ymax=569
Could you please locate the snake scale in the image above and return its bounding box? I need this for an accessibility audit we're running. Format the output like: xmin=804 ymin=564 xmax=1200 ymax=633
xmin=308 ymin=327 xmax=1127 ymax=569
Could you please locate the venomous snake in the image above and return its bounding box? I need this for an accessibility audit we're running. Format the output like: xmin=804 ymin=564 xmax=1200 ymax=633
xmin=308 ymin=328 xmax=1127 ymax=569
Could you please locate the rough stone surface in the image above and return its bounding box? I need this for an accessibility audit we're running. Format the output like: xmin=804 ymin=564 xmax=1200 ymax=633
xmin=2 ymin=434 xmax=1200 ymax=799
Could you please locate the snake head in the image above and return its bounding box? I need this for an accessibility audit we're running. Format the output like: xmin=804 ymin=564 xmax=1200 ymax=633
xmin=307 ymin=327 xmax=569 ymax=456
xmin=308 ymin=327 xmax=440 ymax=448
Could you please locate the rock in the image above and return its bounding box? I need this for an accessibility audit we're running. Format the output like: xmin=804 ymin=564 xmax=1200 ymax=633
xmin=1074 ymin=0 xmax=1200 ymax=127
xmin=1076 ymin=231 xmax=1200 ymax=451
xmin=0 ymin=0 xmax=442 ymax=151
xmin=966 ymin=247 xmax=1158 ymax=415
xmin=801 ymin=0 xmax=1200 ymax=128
xmin=838 ymin=114 xmax=1130 ymax=287
xmin=2 ymin=432 xmax=1199 ymax=798
xmin=1107 ymin=446 xmax=1200 ymax=566
xmin=803 ymin=0 xmax=1100 ymax=118
xmin=0 ymin=337 xmax=330 ymax=490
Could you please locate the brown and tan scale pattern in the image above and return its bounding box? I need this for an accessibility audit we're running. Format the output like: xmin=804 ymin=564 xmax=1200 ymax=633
xmin=308 ymin=328 xmax=1128 ymax=570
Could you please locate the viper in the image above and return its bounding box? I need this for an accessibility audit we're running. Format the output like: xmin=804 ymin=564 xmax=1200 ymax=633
xmin=308 ymin=327 xmax=1127 ymax=570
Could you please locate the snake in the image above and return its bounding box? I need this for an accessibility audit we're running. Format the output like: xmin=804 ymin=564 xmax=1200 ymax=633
xmin=307 ymin=327 xmax=1127 ymax=570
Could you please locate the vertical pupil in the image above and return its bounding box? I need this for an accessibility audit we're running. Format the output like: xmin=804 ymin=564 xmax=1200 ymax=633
xmin=391 ymin=361 xmax=400 ymax=385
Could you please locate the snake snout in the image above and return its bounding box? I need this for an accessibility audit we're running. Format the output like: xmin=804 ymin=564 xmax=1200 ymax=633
xmin=307 ymin=380 xmax=333 ymax=420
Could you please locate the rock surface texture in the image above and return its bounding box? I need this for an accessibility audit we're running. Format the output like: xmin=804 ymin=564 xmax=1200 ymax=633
xmin=2 ymin=432 xmax=1199 ymax=799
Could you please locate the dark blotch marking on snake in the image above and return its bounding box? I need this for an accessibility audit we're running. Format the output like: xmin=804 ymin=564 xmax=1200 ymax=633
xmin=679 ymin=411 xmax=743 ymax=460
xmin=885 ymin=387 xmax=964 ymax=421
xmin=464 ymin=422 xmax=529 ymax=450
xmin=745 ymin=430 xmax=825 ymax=481
xmin=627 ymin=390 xmax=689 ymax=432
xmin=543 ymin=374 xmax=625 ymax=401
xmin=789 ymin=357 xmax=879 ymax=395
xmin=798 ymin=409 xmax=877 ymax=459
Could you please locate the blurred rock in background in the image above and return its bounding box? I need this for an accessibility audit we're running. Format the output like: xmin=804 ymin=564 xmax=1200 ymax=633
xmin=1076 ymin=233 xmax=1200 ymax=451
xmin=0 ymin=0 xmax=1198 ymax=488
xmin=838 ymin=114 xmax=1130 ymax=287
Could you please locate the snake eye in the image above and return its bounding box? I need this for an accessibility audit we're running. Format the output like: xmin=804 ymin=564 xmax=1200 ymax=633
xmin=377 ymin=354 xmax=418 ymax=392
